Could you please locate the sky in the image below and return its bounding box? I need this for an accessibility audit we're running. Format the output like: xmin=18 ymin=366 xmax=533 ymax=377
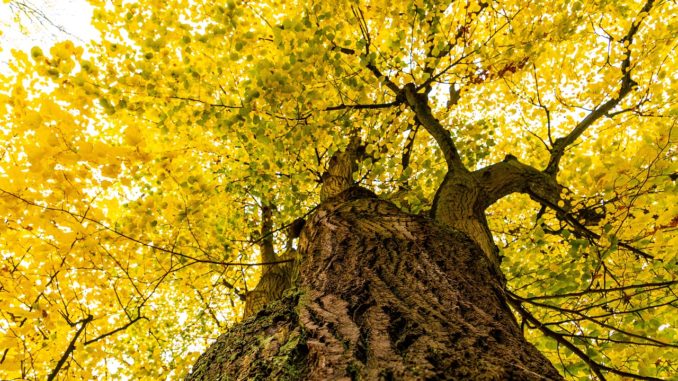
xmin=0 ymin=0 xmax=98 ymax=73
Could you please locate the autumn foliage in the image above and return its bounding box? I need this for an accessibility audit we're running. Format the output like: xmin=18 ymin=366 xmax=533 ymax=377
xmin=0 ymin=0 xmax=676 ymax=379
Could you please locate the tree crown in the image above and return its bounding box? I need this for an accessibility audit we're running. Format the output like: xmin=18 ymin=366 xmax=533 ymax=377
xmin=0 ymin=0 xmax=676 ymax=379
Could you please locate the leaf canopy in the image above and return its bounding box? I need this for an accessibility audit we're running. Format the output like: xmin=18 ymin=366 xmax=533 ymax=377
xmin=0 ymin=0 xmax=676 ymax=379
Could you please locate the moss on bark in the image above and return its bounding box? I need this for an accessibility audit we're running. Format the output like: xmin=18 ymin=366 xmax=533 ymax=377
xmin=185 ymin=290 xmax=309 ymax=381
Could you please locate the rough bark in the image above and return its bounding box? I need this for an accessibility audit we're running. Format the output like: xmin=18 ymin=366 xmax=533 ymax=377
xmin=186 ymin=188 xmax=563 ymax=381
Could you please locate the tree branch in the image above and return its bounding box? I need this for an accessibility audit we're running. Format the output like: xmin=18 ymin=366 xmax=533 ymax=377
xmin=47 ymin=314 xmax=93 ymax=381
xmin=474 ymin=156 xmax=563 ymax=209
xmin=319 ymin=135 xmax=364 ymax=201
xmin=545 ymin=198 xmax=656 ymax=261
xmin=472 ymin=156 xmax=656 ymax=261
xmin=329 ymin=3 xmax=478 ymax=178
xmin=401 ymin=121 xmax=420 ymax=180
xmin=260 ymin=203 xmax=276 ymax=263
xmin=522 ymin=280 xmax=678 ymax=301
xmin=508 ymin=297 xmax=664 ymax=381
xmin=348 ymin=4 xmax=402 ymax=95
xmin=168 ymin=95 xmax=242 ymax=109
xmin=324 ymin=100 xmax=401 ymax=111
xmin=469 ymin=152 xmax=656 ymax=260
xmin=83 ymin=315 xmax=147 ymax=345
xmin=419 ymin=1 xmax=490 ymax=91
xmin=545 ymin=0 xmax=654 ymax=175
xmin=402 ymin=83 xmax=467 ymax=173
xmin=510 ymin=291 xmax=675 ymax=348
xmin=0 ymin=188 xmax=292 ymax=267
xmin=366 ymin=61 xmax=402 ymax=94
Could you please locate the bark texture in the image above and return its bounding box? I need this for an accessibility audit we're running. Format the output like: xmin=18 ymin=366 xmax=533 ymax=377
xmin=186 ymin=188 xmax=563 ymax=381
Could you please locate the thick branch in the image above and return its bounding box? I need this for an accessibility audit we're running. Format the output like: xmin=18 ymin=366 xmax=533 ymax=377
xmin=401 ymin=121 xmax=420 ymax=178
xmin=475 ymin=156 xmax=563 ymax=209
xmin=319 ymin=136 xmax=363 ymax=201
xmin=403 ymin=83 xmax=467 ymax=173
xmin=430 ymin=157 xmax=560 ymax=272
xmin=260 ymin=204 xmax=276 ymax=263
xmin=472 ymin=158 xmax=655 ymax=260
xmin=545 ymin=0 xmax=654 ymax=175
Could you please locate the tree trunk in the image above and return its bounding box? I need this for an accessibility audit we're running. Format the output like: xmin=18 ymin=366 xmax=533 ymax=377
xmin=186 ymin=189 xmax=563 ymax=380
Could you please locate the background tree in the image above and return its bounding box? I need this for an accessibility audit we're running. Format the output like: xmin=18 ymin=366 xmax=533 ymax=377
xmin=0 ymin=0 xmax=676 ymax=380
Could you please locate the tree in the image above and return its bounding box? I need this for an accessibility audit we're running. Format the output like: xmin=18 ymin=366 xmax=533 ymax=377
xmin=0 ymin=0 xmax=676 ymax=379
